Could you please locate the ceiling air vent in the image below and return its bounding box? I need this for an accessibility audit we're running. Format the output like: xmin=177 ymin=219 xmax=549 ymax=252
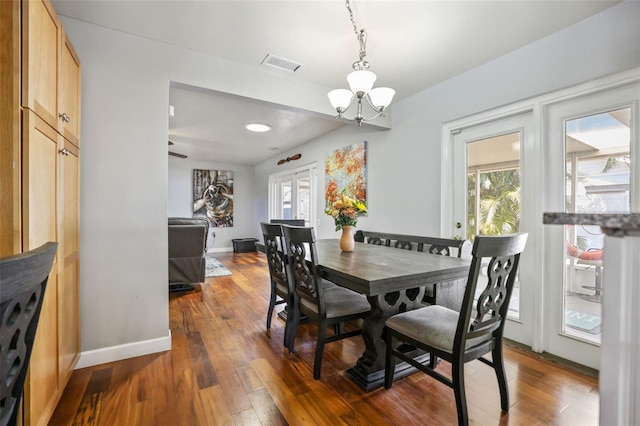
xmin=261 ymin=53 xmax=302 ymax=73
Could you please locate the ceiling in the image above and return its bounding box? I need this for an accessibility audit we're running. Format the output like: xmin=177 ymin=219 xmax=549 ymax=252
xmin=51 ymin=0 xmax=621 ymax=165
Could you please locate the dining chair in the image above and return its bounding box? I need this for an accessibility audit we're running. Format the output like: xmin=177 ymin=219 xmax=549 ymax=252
xmin=384 ymin=233 xmax=528 ymax=426
xmin=282 ymin=226 xmax=371 ymax=379
xmin=1 ymin=242 xmax=58 ymax=426
xmin=261 ymin=222 xmax=295 ymax=350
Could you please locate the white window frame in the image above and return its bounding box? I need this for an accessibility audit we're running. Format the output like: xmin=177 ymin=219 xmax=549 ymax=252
xmin=268 ymin=162 xmax=318 ymax=227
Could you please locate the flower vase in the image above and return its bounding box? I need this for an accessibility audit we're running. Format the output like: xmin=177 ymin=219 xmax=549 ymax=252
xmin=340 ymin=226 xmax=355 ymax=252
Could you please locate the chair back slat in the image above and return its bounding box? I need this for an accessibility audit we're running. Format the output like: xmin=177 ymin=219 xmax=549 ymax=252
xmin=0 ymin=242 xmax=57 ymax=426
xmin=428 ymin=244 xmax=452 ymax=256
xmin=368 ymin=237 xmax=386 ymax=246
xmin=394 ymin=240 xmax=413 ymax=250
xmin=455 ymin=234 xmax=528 ymax=349
xmin=282 ymin=226 xmax=325 ymax=313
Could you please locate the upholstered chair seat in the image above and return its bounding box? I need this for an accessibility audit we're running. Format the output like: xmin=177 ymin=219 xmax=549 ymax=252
xmin=385 ymin=305 xmax=491 ymax=353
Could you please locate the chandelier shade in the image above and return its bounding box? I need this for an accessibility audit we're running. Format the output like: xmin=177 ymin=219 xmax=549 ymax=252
xmin=369 ymin=87 xmax=396 ymax=109
xmin=328 ymin=89 xmax=354 ymax=110
xmin=347 ymin=70 xmax=377 ymax=94
xmin=328 ymin=0 xmax=395 ymax=126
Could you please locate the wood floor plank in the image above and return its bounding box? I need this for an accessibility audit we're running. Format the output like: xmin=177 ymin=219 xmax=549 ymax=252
xmin=71 ymin=392 xmax=103 ymax=426
xmin=251 ymin=357 xmax=317 ymax=425
xmin=48 ymin=367 xmax=92 ymax=425
xmin=51 ymin=252 xmax=599 ymax=425
xmin=247 ymin=388 xmax=288 ymax=426
xmin=186 ymin=330 xmax=219 ymax=389
xmin=199 ymin=385 xmax=236 ymax=425
xmin=231 ymin=407 xmax=262 ymax=426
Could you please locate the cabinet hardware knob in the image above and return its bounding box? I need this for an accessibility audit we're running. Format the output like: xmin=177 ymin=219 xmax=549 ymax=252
xmin=59 ymin=112 xmax=71 ymax=123
xmin=455 ymin=222 xmax=462 ymax=229
xmin=58 ymin=148 xmax=70 ymax=156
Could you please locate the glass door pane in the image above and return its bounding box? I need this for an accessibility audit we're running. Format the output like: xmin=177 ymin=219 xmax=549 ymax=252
xmin=467 ymin=132 xmax=521 ymax=319
xmin=296 ymin=175 xmax=311 ymax=226
xmin=563 ymin=107 xmax=631 ymax=344
xmin=281 ymin=179 xmax=292 ymax=219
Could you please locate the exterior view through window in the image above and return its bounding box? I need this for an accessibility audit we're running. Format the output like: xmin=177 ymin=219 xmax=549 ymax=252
xmin=563 ymin=107 xmax=631 ymax=344
xmin=466 ymin=131 xmax=521 ymax=318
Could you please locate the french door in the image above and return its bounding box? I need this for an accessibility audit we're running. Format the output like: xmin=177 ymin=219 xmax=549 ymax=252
xmin=444 ymin=77 xmax=639 ymax=369
xmin=448 ymin=111 xmax=538 ymax=348
xmin=269 ymin=164 xmax=317 ymax=226
xmin=542 ymin=81 xmax=639 ymax=368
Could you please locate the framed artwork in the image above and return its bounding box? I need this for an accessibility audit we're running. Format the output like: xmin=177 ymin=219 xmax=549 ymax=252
xmin=325 ymin=141 xmax=367 ymax=209
xmin=193 ymin=169 xmax=234 ymax=227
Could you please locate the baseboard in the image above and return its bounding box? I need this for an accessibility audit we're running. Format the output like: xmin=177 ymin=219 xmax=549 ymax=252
xmin=504 ymin=338 xmax=598 ymax=378
xmin=208 ymin=247 xmax=234 ymax=253
xmin=75 ymin=330 xmax=172 ymax=369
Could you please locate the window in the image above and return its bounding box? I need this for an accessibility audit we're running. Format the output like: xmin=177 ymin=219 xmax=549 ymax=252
xmin=269 ymin=164 xmax=317 ymax=227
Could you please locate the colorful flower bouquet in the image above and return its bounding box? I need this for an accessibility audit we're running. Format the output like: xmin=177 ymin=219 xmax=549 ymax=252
xmin=325 ymin=193 xmax=368 ymax=231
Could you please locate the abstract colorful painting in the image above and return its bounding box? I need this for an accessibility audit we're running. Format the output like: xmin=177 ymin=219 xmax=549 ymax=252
xmin=193 ymin=169 xmax=234 ymax=227
xmin=325 ymin=141 xmax=367 ymax=209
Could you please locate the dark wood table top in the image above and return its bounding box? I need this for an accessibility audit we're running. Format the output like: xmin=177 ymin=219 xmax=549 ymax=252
xmin=315 ymin=239 xmax=471 ymax=296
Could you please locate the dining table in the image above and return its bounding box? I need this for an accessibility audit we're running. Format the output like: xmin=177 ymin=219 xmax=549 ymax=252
xmin=315 ymin=238 xmax=472 ymax=391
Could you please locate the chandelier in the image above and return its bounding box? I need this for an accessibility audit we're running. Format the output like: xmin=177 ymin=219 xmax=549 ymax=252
xmin=327 ymin=0 xmax=395 ymax=126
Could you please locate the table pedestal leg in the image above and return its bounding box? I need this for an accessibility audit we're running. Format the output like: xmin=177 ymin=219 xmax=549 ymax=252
xmin=346 ymin=287 xmax=426 ymax=391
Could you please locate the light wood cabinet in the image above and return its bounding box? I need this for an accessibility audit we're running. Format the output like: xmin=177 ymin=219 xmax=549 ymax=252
xmin=59 ymin=29 xmax=81 ymax=145
xmin=57 ymin=138 xmax=80 ymax=385
xmin=0 ymin=1 xmax=81 ymax=425
xmin=0 ymin=0 xmax=21 ymax=257
xmin=21 ymin=0 xmax=81 ymax=143
xmin=21 ymin=110 xmax=61 ymax=426
xmin=21 ymin=0 xmax=60 ymax=129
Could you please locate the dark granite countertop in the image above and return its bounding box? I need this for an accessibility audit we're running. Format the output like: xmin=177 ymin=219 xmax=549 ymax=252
xmin=543 ymin=213 xmax=640 ymax=235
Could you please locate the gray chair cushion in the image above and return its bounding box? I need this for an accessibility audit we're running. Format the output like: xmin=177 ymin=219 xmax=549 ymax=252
xmin=385 ymin=305 xmax=491 ymax=352
xmin=301 ymin=285 xmax=370 ymax=319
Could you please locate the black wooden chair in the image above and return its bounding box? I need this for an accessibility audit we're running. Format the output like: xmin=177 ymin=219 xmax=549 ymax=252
xmin=283 ymin=226 xmax=371 ymax=379
xmin=261 ymin=222 xmax=296 ymax=350
xmin=384 ymin=233 xmax=528 ymax=426
xmin=1 ymin=242 xmax=58 ymax=426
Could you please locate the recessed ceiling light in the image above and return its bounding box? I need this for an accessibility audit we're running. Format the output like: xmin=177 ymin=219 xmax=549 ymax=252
xmin=245 ymin=123 xmax=271 ymax=133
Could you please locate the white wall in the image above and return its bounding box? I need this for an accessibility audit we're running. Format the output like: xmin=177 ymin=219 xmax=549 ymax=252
xmin=61 ymin=0 xmax=640 ymax=364
xmin=168 ymin=158 xmax=256 ymax=251
xmin=60 ymin=14 xmax=340 ymax=362
xmin=254 ymin=1 xmax=640 ymax=241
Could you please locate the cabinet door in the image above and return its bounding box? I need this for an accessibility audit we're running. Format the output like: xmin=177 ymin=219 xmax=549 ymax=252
xmin=59 ymin=29 xmax=81 ymax=146
xmin=57 ymin=139 xmax=80 ymax=385
xmin=22 ymin=109 xmax=60 ymax=426
xmin=22 ymin=0 xmax=60 ymax=129
xmin=0 ymin=0 xmax=21 ymax=256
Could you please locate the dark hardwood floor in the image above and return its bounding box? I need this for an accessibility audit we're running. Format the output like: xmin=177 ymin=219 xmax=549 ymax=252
xmin=50 ymin=251 xmax=599 ymax=425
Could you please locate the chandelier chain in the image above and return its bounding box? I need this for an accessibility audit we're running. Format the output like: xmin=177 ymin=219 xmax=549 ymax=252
xmin=345 ymin=0 xmax=367 ymax=62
